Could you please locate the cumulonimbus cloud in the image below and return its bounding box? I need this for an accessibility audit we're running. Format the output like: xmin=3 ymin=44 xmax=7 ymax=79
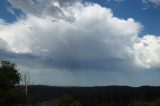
xmin=0 ymin=0 xmax=160 ymax=72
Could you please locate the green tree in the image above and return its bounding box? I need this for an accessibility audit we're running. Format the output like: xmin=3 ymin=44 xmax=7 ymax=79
xmin=0 ymin=60 xmax=25 ymax=105
xmin=0 ymin=60 xmax=20 ymax=89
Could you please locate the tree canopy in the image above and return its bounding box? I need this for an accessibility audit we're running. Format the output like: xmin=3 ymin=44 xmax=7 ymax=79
xmin=0 ymin=60 xmax=20 ymax=90
xmin=0 ymin=60 xmax=26 ymax=105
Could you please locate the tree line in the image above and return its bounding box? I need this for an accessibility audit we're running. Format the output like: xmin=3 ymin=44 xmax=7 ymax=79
xmin=1 ymin=60 xmax=160 ymax=106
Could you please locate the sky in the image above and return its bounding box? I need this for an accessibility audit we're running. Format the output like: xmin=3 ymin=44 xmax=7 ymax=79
xmin=0 ymin=0 xmax=160 ymax=86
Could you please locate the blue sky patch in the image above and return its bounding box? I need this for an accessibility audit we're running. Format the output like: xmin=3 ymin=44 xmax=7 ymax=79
xmin=83 ymin=0 xmax=160 ymax=36
xmin=0 ymin=0 xmax=23 ymax=23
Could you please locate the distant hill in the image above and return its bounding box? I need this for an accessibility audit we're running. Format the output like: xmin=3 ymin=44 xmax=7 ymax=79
xmin=27 ymin=85 xmax=160 ymax=105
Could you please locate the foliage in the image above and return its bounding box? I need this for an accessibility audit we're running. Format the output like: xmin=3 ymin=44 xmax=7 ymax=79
xmin=0 ymin=60 xmax=26 ymax=105
xmin=128 ymin=100 xmax=149 ymax=106
xmin=151 ymin=99 xmax=160 ymax=106
xmin=0 ymin=60 xmax=20 ymax=89
xmin=56 ymin=95 xmax=81 ymax=106
xmin=27 ymin=86 xmax=160 ymax=106
xmin=33 ymin=95 xmax=82 ymax=106
xmin=128 ymin=99 xmax=160 ymax=106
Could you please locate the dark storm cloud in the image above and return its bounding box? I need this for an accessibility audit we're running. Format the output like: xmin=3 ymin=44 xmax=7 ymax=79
xmin=39 ymin=57 xmax=136 ymax=71
xmin=0 ymin=46 xmax=136 ymax=71
xmin=0 ymin=49 xmax=41 ymax=68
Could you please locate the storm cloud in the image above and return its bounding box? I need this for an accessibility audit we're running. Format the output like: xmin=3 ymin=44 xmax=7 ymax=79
xmin=0 ymin=0 xmax=160 ymax=86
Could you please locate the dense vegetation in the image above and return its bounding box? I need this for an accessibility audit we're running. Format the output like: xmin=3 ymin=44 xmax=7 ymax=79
xmin=27 ymin=85 xmax=160 ymax=106
xmin=1 ymin=60 xmax=160 ymax=106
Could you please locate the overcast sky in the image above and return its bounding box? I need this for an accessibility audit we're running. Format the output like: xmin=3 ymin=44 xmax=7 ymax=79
xmin=0 ymin=0 xmax=160 ymax=86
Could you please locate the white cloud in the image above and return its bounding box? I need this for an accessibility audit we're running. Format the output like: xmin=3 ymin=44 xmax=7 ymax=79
xmin=107 ymin=0 xmax=124 ymax=2
xmin=133 ymin=35 xmax=160 ymax=68
xmin=142 ymin=0 xmax=160 ymax=6
xmin=0 ymin=0 xmax=160 ymax=72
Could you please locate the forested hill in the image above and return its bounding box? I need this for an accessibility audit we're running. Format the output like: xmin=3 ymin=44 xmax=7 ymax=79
xmin=28 ymin=85 xmax=160 ymax=105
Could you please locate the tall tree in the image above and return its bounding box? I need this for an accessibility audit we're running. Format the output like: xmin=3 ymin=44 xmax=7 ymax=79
xmin=0 ymin=60 xmax=25 ymax=105
xmin=0 ymin=60 xmax=20 ymax=90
